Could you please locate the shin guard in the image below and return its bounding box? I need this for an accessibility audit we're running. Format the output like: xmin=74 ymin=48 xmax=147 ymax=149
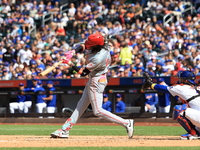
xmin=177 ymin=114 xmax=197 ymax=135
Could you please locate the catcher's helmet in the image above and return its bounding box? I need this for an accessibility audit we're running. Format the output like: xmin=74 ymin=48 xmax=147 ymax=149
xmin=85 ymin=33 xmax=104 ymax=49
xmin=177 ymin=70 xmax=196 ymax=85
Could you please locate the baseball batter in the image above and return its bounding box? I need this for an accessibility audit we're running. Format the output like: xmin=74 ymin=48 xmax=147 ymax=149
xmin=51 ymin=33 xmax=134 ymax=138
xmin=142 ymin=70 xmax=200 ymax=140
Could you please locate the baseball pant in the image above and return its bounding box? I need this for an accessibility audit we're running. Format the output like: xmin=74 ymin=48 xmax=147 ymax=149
xmin=47 ymin=107 xmax=56 ymax=118
xmin=47 ymin=107 xmax=56 ymax=113
xmin=159 ymin=105 xmax=170 ymax=118
xmin=185 ymin=108 xmax=200 ymax=128
xmin=36 ymin=103 xmax=47 ymax=113
xmin=159 ymin=105 xmax=170 ymax=113
xmin=145 ymin=105 xmax=156 ymax=113
xmin=9 ymin=102 xmax=24 ymax=113
xmin=70 ymin=74 xmax=129 ymax=127
xmin=24 ymin=101 xmax=32 ymax=113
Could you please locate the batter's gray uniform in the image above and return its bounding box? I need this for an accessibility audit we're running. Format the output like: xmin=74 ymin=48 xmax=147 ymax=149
xmin=70 ymin=47 xmax=129 ymax=126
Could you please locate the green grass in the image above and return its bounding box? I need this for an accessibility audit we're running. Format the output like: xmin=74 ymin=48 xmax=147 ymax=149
xmin=0 ymin=125 xmax=185 ymax=136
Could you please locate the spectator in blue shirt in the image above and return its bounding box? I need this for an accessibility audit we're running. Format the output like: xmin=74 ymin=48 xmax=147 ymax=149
xmin=54 ymin=66 xmax=62 ymax=78
xmin=102 ymin=94 xmax=112 ymax=112
xmin=115 ymin=94 xmax=126 ymax=113
xmin=43 ymin=80 xmax=57 ymax=117
xmin=21 ymin=32 xmax=31 ymax=44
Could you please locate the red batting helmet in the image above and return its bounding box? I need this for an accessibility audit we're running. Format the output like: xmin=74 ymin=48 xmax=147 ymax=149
xmin=85 ymin=33 xmax=104 ymax=49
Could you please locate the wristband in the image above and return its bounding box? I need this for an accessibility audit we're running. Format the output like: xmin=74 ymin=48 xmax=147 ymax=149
xmin=78 ymin=69 xmax=83 ymax=74
xmin=151 ymin=84 xmax=156 ymax=89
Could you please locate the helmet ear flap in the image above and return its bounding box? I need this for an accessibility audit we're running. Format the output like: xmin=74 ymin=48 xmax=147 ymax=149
xmin=191 ymin=72 xmax=196 ymax=80
xmin=177 ymin=71 xmax=183 ymax=79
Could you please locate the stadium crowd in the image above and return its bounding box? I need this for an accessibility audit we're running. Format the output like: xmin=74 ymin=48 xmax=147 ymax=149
xmin=0 ymin=0 xmax=200 ymax=80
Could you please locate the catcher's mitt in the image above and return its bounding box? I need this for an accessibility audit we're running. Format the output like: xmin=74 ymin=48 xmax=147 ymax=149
xmin=142 ymin=72 xmax=153 ymax=91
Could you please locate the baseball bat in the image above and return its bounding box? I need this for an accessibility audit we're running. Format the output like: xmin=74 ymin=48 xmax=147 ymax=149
xmin=39 ymin=60 xmax=63 ymax=77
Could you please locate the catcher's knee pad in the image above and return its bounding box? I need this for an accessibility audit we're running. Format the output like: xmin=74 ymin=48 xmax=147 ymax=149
xmin=172 ymin=104 xmax=187 ymax=120
xmin=177 ymin=115 xmax=197 ymax=135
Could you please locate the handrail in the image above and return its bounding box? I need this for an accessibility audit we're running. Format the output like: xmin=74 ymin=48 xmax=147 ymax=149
xmin=182 ymin=2 xmax=193 ymax=14
xmin=163 ymin=13 xmax=174 ymax=26
xmin=42 ymin=12 xmax=53 ymax=26
xmin=29 ymin=24 xmax=36 ymax=38
xmin=60 ymin=3 xmax=68 ymax=15
xmin=163 ymin=2 xmax=193 ymax=27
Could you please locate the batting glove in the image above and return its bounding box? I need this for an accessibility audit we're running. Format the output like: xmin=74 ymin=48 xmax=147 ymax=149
xmin=62 ymin=59 xmax=72 ymax=65
xmin=64 ymin=50 xmax=75 ymax=60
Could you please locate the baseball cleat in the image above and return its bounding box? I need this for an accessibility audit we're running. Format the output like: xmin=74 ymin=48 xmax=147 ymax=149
xmin=180 ymin=133 xmax=200 ymax=140
xmin=126 ymin=119 xmax=134 ymax=139
xmin=50 ymin=129 xmax=69 ymax=138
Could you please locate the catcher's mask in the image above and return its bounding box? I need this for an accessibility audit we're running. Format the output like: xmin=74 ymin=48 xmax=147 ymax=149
xmin=85 ymin=33 xmax=104 ymax=49
xmin=177 ymin=70 xmax=196 ymax=85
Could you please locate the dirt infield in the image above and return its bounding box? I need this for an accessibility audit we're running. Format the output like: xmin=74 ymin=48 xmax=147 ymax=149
xmin=0 ymin=135 xmax=200 ymax=147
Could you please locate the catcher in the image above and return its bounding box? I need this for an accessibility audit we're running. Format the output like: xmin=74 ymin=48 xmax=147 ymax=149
xmin=142 ymin=71 xmax=200 ymax=140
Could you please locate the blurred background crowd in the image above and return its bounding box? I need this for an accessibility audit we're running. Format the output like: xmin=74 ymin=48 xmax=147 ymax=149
xmin=0 ymin=0 xmax=200 ymax=80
